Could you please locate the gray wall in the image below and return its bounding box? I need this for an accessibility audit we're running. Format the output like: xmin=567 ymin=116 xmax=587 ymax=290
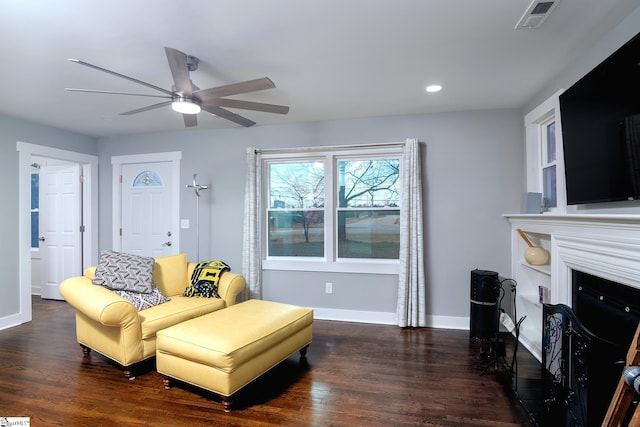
xmin=0 ymin=114 xmax=97 ymax=322
xmin=3 ymin=7 xmax=636 ymax=327
xmin=524 ymin=7 xmax=640 ymax=214
xmin=98 ymin=109 xmax=524 ymax=324
xmin=526 ymin=6 xmax=640 ymax=113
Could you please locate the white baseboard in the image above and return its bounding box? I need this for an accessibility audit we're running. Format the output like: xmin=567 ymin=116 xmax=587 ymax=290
xmin=519 ymin=334 xmax=542 ymax=363
xmin=0 ymin=301 xmax=471 ymax=332
xmin=0 ymin=313 xmax=28 ymax=331
xmin=313 ymin=307 xmax=470 ymax=330
xmin=313 ymin=308 xmax=396 ymax=325
xmin=432 ymin=315 xmax=469 ymax=330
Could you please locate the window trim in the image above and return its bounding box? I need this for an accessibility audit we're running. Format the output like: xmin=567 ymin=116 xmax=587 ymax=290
xmin=261 ymin=145 xmax=402 ymax=275
xmin=524 ymin=89 xmax=567 ymax=213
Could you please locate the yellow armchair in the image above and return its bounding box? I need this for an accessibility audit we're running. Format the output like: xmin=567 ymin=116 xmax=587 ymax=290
xmin=59 ymin=253 xmax=245 ymax=379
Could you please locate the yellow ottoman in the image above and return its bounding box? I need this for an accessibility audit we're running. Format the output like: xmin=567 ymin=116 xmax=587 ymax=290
xmin=156 ymin=299 xmax=313 ymax=411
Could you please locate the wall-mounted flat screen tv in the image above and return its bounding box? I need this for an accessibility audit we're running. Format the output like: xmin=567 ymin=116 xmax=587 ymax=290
xmin=560 ymin=31 xmax=640 ymax=205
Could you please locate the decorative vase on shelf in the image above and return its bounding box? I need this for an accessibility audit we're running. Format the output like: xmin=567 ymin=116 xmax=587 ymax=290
xmin=524 ymin=246 xmax=550 ymax=266
xmin=517 ymin=228 xmax=550 ymax=266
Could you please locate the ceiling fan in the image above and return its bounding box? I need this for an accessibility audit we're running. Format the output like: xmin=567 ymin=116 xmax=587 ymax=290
xmin=65 ymin=47 xmax=289 ymax=128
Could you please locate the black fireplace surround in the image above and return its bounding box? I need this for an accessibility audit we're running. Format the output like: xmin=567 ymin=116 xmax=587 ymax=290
xmin=540 ymin=271 xmax=640 ymax=426
xmin=572 ymin=271 xmax=640 ymax=349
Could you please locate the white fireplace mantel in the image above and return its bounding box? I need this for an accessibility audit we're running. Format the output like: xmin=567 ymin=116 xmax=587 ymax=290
xmin=504 ymin=213 xmax=640 ymax=360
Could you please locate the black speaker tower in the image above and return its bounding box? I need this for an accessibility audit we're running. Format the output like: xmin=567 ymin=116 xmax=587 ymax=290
xmin=470 ymin=269 xmax=499 ymax=340
xmin=470 ymin=269 xmax=507 ymax=375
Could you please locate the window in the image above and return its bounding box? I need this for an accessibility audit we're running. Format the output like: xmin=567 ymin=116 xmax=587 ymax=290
xmin=524 ymin=89 xmax=566 ymax=212
xmin=263 ymin=146 xmax=402 ymax=273
xmin=132 ymin=170 xmax=164 ymax=188
xmin=336 ymin=158 xmax=400 ymax=259
xmin=267 ymin=160 xmax=325 ymax=257
xmin=541 ymin=118 xmax=557 ymax=208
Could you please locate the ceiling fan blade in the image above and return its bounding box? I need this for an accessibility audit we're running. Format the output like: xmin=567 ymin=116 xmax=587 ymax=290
xmin=201 ymin=105 xmax=256 ymax=127
xmin=120 ymin=101 xmax=172 ymax=116
xmin=164 ymin=47 xmax=192 ymax=96
xmin=65 ymin=88 xmax=171 ymax=99
xmin=183 ymin=114 xmax=198 ymax=127
xmin=68 ymin=58 xmax=174 ymax=96
xmin=208 ymin=98 xmax=289 ymax=115
xmin=194 ymin=78 xmax=276 ymax=103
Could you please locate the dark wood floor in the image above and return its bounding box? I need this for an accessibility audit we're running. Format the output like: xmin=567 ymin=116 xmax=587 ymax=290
xmin=0 ymin=297 xmax=537 ymax=426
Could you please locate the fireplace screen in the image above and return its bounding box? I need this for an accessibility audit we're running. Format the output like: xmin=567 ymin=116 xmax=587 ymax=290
xmin=542 ymin=304 xmax=627 ymax=427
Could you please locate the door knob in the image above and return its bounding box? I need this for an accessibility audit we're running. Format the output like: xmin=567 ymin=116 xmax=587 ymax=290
xmin=162 ymin=241 xmax=172 ymax=247
xmin=38 ymin=236 xmax=45 ymax=242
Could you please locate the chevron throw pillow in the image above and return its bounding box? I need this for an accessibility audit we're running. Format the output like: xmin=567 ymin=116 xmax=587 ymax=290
xmin=93 ymin=250 xmax=155 ymax=294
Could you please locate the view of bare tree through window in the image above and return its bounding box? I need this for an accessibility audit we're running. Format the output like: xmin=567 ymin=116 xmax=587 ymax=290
xmin=266 ymin=157 xmax=400 ymax=259
xmin=268 ymin=162 xmax=325 ymax=257
xmin=338 ymin=159 xmax=400 ymax=259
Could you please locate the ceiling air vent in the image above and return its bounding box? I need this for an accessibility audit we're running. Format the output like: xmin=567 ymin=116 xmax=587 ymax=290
xmin=515 ymin=0 xmax=560 ymax=29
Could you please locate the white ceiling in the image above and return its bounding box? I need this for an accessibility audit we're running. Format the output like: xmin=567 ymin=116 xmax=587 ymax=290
xmin=1 ymin=0 xmax=638 ymax=137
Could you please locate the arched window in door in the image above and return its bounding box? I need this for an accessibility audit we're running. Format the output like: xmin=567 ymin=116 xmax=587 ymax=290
xmin=132 ymin=170 xmax=164 ymax=188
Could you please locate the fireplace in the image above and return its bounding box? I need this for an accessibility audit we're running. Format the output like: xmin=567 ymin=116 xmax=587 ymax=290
xmin=555 ymin=227 xmax=640 ymax=409
xmin=543 ymin=270 xmax=640 ymax=426
xmin=506 ymin=214 xmax=640 ymax=426
xmin=540 ymin=270 xmax=640 ymax=426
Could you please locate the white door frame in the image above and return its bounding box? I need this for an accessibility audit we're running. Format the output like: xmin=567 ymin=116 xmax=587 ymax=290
xmin=15 ymin=141 xmax=98 ymax=327
xmin=111 ymin=152 xmax=181 ymax=253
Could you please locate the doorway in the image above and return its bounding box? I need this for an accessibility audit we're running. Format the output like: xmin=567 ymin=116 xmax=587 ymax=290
xmin=31 ymin=157 xmax=83 ymax=299
xmin=111 ymin=152 xmax=181 ymax=257
xmin=17 ymin=142 xmax=98 ymax=325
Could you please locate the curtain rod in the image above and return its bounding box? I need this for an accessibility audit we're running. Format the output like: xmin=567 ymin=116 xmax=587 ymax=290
xmin=254 ymin=141 xmax=406 ymax=155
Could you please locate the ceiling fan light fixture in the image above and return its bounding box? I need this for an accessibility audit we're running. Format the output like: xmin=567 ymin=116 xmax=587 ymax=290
xmin=171 ymin=96 xmax=201 ymax=114
xmin=67 ymin=48 xmax=287 ymax=127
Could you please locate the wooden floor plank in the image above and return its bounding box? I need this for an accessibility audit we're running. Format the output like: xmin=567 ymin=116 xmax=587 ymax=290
xmin=0 ymin=297 xmax=535 ymax=426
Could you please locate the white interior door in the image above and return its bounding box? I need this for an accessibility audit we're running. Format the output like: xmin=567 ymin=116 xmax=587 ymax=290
xmin=120 ymin=162 xmax=177 ymax=258
xmin=39 ymin=163 xmax=82 ymax=300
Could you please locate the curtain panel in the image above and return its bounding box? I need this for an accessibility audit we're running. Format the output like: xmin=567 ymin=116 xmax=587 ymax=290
xmin=241 ymin=148 xmax=263 ymax=301
xmin=395 ymin=138 xmax=427 ymax=327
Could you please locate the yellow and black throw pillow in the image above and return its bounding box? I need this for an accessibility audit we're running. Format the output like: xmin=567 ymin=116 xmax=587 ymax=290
xmin=183 ymin=260 xmax=230 ymax=298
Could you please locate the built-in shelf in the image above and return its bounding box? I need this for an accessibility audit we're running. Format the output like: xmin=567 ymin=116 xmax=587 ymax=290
xmin=508 ymin=227 xmax=551 ymax=361
xmin=505 ymin=213 xmax=640 ymax=363
xmin=520 ymin=261 xmax=550 ymax=276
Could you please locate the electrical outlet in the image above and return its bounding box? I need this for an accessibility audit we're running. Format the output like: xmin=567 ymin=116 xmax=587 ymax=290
xmin=325 ymin=282 xmax=333 ymax=294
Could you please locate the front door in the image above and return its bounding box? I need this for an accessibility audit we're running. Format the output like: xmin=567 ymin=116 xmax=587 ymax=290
xmin=120 ymin=161 xmax=177 ymax=258
xmin=39 ymin=163 xmax=82 ymax=300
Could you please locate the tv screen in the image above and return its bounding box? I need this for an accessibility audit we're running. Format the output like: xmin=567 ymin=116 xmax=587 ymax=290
xmin=560 ymin=31 xmax=640 ymax=205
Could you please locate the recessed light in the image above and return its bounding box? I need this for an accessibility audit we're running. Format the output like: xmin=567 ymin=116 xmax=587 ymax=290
xmin=425 ymin=84 xmax=443 ymax=93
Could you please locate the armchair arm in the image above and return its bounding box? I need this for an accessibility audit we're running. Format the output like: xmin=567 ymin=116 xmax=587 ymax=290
xmin=59 ymin=275 xmax=139 ymax=327
xmin=217 ymin=272 xmax=246 ymax=307
xmin=84 ymin=266 xmax=97 ymax=280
